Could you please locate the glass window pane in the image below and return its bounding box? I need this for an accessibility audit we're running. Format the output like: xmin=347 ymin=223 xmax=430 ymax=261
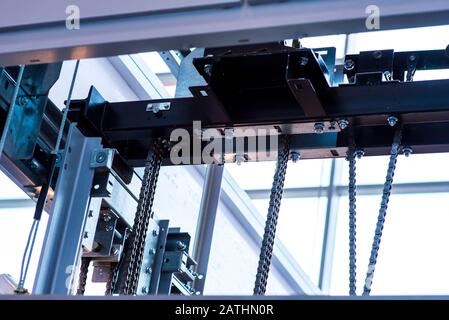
xmin=331 ymin=193 xmax=449 ymax=295
xmin=226 ymin=159 xmax=331 ymax=190
xmin=338 ymin=153 xmax=449 ymax=185
xmin=349 ymin=24 xmax=449 ymax=53
xmin=253 ymin=197 xmax=327 ymax=286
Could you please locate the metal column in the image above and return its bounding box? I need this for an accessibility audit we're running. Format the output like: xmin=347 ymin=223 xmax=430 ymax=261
xmin=318 ymin=159 xmax=342 ymax=293
xmin=33 ymin=124 xmax=101 ymax=294
xmin=192 ymin=164 xmax=224 ymax=294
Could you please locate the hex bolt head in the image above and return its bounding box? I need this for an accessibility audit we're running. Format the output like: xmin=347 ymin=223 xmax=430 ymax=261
xmin=387 ymin=116 xmax=398 ymax=127
xmin=95 ymin=152 xmax=106 ymax=163
xmin=149 ymin=248 xmax=156 ymax=255
xmin=176 ymin=241 xmax=187 ymax=251
xmin=204 ymin=64 xmax=213 ymax=76
xmin=409 ymin=55 xmax=416 ymax=62
xmin=235 ymin=154 xmax=245 ymax=165
xmin=403 ymin=146 xmax=413 ymax=157
xmin=354 ymin=149 xmax=365 ymax=159
xmin=299 ymin=57 xmax=309 ymax=67
xmin=152 ymin=229 xmax=159 ymax=237
xmin=328 ymin=121 xmax=337 ymax=131
xmin=338 ymin=119 xmax=349 ymax=130
xmin=290 ymin=151 xmax=300 ymax=163
xmin=141 ymin=287 xmax=148 ymax=294
xmin=373 ymin=50 xmax=383 ymax=60
xmin=145 ymin=267 xmax=152 ymax=274
xmin=17 ymin=96 xmax=30 ymax=106
xmin=83 ymin=231 xmax=89 ymax=239
xmin=314 ymin=122 xmax=325 ymax=134
xmin=112 ymin=247 xmax=119 ymax=256
xmin=344 ymin=59 xmax=355 ymax=71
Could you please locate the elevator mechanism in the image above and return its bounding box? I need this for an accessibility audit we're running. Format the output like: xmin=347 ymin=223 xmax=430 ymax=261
xmin=1 ymin=41 xmax=449 ymax=295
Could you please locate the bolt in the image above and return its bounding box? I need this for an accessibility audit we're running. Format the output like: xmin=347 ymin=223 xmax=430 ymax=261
xmin=149 ymin=248 xmax=156 ymax=255
xmin=387 ymin=115 xmax=398 ymax=127
xmin=105 ymin=224 xmax=113 ymax=232
xmin=145 ymin=267 xmax=152 ymax=274
xmin=83 ymin=231 xmax=89 ymax=239
xmin=235 ymin=154 xmax=245 ymax=165
xmin=344 ymin=59 xmax=355 ymax=71
xmin=290 ymin=151 xmax=300 ymax=163
xmin=152 ymin=104 xmax=160 ymax=114
xmin=152 ymin=229 xmax=159 ymax=237
xmin=409 ymin=55 xmax=416 ymax=62
xmin=314 ymin=122 xmax=325 ymax=134
xmin=95 ymin=151 xmax=106 ymax=163
xmin=112 ymin=247 xmax=119 ymax=256
xmin=176 ymin=241 xmax=187 ymax=251
xmin=338 ymin=119 xmax=349 ymax=130
xmin=103 ymin=214 xmax=111 ymax=222
xmin=403 ymin=146 xmax=413 ymax=157
xmin=354 ymin=149 xmax=365 ymax=159
xmin=373 ymin=50 xmax=383 ymax=60
xmin=17 ymin=96 xmax=30 ymax=106
xmin=141 ymin=287 xmax=148 ymax=294
xmin=299 ymin=57 xmax=309 ymax=67
xmin=204 ymin=64 xmax=213 ymax=76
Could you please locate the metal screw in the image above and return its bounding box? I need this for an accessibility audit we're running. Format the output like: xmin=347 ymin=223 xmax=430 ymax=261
xmin=149 ymin=248 xmax=156 ymax=255
xmin=344 ymin=59 xmax=355 ymax=71
xmin=409 ymin=55 xmax=416 ymax=62
xmin=105 ymin=224 xmax=113 ymax=232
xmin=338 ymin=119 xmax=349 ymax=130
xmin=314 ymin=122 xmax=325 ymax=134
xmin=387 ymin=115 xmax=398 ymax=127
xmin=95 ymin=151 xmax=106 ymax=163
xmin=176 ymin=241 xmax=187 ymax=251
xmin=403 ymin=146 xmax=413 ymax=157
xmin=152 ymin=229 xmax=159 ymax=237
xmin=83 ymin=231 xmax=89 ymax=239
xmin=141 ymin=287 xmax=148 ymax=294
xmin=17 ymin=96 xmax=30 ymax=106
xmin=299 ymin=57 xmax=309 ymax=67
xmin=204 ymin=64 xmax=213 ymax=76
xmin=354 ymin=149 xmax=365 ymax=159
xmin=328 ymin=121 xmax=337 ymax=131
xmin=152 ymin=104 xmax=160 ymax=114
xmin=112 ymin=247 xmax=119 ymax=256
xmin=290 ymin=151 xmax=300 ymax=163
xmin=145 ymin=267 xmax=152 ymax=274
xmin=103 ymin=214 xmax=111 ymax=222
xmin=373 ymin=50 xmax=383 ymax=60
xmin=235 ymin=154 xmax=245 ymax=165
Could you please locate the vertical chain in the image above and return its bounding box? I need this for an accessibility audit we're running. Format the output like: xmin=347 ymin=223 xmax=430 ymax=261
xmin=114 ymin=139 xmax=166 ymax=295
xmin=254 ymin=135 xmax=290 ymax=295
xmin=76 ymin=257 xmax=91 ymax=295
xmin=347 ymin=152 xmax=357 ymax=296
xmin=363 ymin=125 xmax=403 ymax=295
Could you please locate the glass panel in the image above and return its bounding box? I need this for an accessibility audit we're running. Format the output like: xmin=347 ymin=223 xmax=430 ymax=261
xmin=338 ymin=153 xmax=449 ymax=185
xmin=252 ymin=197 xmax=327 ymax=286
xmin=226 ymin=159 xmax=331 ymax=190
xmin=349 ymin=24 xmax=449 ymax=53
xmin=331 ymin=193 xmax=449 ymax=295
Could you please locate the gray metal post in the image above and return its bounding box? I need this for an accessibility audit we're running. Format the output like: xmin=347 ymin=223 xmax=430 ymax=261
xmin=192 ymin=164 xmax=224 ymax=293
xmin=318 ymin=159 xmax=342 ymax=293
xmin=33 ymin=124 xmax=101 ymax=294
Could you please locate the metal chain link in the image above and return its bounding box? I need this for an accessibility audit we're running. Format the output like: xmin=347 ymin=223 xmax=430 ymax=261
xmin=115 ymin=139 xmax=166 ymax=295
xmin=363 ymin=124 xmax=403 ymax=295
xmin=347 ymin=152 xmax=357 ymax=296
xmin=254 ymin=135 xmax=290 ymax=295
xmin=76 ymin=257 xmax=91 ymax=295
